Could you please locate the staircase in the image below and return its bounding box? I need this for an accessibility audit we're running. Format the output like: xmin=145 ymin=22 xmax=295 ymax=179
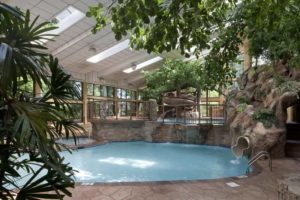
xmin=285 ymin=122 xmax=300 ymax=158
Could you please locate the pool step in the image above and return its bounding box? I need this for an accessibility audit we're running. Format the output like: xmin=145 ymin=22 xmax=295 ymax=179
xmin=285 ymin=140 xmax=300 ymax=158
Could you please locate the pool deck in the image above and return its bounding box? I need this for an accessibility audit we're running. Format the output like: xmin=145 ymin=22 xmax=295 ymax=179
xmin=65 ymin=158 xmax=300 ymax=200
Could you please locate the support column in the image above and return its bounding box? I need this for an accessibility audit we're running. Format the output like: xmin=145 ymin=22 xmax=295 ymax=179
xmin=82 ymin=81 xmax=88 ymax=124
xmin=114 ymin=87 xmax=119 ymax=120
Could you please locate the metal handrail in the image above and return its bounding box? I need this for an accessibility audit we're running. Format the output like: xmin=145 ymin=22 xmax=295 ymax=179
xmin=158 ymin=104 xmax=225 ymax=125
xmin=246 ymin=151 xmax=272 ymax=173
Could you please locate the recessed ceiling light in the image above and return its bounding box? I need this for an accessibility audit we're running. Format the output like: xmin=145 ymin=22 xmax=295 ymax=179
xmin=86 ymin=39 xmax=130 ymax=63
xmin=123 ymin=56 xmax=163 ymax=73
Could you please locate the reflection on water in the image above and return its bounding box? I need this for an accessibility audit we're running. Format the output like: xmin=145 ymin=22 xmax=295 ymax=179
xmin=98 ymin=157 xmax=156 ymax=169
xmin=230 ymin=159 xmax=241 ymax=165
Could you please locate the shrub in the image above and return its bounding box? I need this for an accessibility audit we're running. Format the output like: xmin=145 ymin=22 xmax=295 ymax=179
xmin=238 ymin=96 xmax=251 ymax=104
xmin=237 ymin=103 xmax=248 ymax=113
xmin=252 ymin=109 xmax=276 ymax=128
xmin=277 ymin=80 xmax=299 ymax=96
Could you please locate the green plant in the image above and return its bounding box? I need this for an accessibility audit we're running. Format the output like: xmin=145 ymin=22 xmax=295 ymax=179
xmin=238 ymin=96 xmax=251 ymax=104
xmin=0 ymin=4 xmax=84 ymax=199
xmin=142 ymin=59 xmax=234 ymax=101
xmin=277 ymin=80 xmax=300 ymax=96
xmin=252 ymin=109 xmax=276 ymax=128
xmin=274 ymin=74 xmax=286 ymax=87
xmin=237 ymin=103 xmax=248 ymax=113
xmin=88 ymin=0 xmax=300 ymax=77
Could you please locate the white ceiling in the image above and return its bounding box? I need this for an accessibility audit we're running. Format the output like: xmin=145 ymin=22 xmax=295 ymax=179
xmin=4 ymin=0 xmax=183 ymax=89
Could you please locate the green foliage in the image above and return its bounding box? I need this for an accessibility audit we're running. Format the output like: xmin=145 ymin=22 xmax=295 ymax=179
xmin=88 ymin=0 xmax=300 ymax=77
xmin=0 ymin=4 xmax=84 ymax=199
xmin=274 ymin=74 xmax=286 ymax=86
xmin=277 ymin=80 xmax=300 ymax=96
xmin=238 ymin=96 xmax=251 ymax=104
xmin=142 ymin=59 xmax=234 ymax=100
xmin=86 ymin=3 xmax=107 ymax=34
xmin=252 ymin=109 xmax=276 ymax=128
xmin=237 ymin=103 xmax=248 ymax=113
xmin=242 ymin=1 xmax=300 ymax=67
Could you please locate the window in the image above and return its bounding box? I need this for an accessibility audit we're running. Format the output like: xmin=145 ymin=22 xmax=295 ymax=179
xmin=64 ymin=103 xmax=83 ymax=122
xmin=201 ymin=90 xmax=207 ymax=98
xmin=39 ymin=6 xmax=85 ymax=43
xmin=94 ymin=84 xmax=100 ymax=96
xmin=100 ymin=85 xmax=107 ymax=97
xmin=87 ymin=83 xmax=93 ymax=96
xmin=208 ymin=90 xmax=219 ymax=98
xmin=126 ymin=89 xmax=131 ymax=99
xmin=18 ymin=76 xmax=34 ymax=94
xmin=123 ymin=56 xmax=163 ymax=73
xmin=87 ymin=39 xmax=130 ymax=63
xmin=117 ymin=88 xmax=126 ymax=99
xmin=74 ymin=81 xmax=82 ymax=99
xmin=107 ymin=86 xmax=114 ymax=98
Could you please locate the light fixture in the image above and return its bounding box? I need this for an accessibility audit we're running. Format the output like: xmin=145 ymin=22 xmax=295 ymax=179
xmin=38 ymin=6 xmax=85 ymax=44
xmin=86 ymin=39 xmax=130 ymax=63
xmin=88 ymin=46 xmax=97 ymax=53
xmin=131 ymin=62 xmax=137 ymax=70
xmin=123 ymin=56 xmax=163 ymax=73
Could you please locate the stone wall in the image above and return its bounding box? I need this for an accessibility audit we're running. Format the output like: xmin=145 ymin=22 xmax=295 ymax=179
xmin=92 ymin=120 xmax=231 ymax=146
xmin=92 ymin=120 xmax=144 ymax=142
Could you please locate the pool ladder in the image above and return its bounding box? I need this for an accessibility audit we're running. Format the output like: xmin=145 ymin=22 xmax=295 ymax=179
xmin=246 ymin=151 xmax=272 ymax=174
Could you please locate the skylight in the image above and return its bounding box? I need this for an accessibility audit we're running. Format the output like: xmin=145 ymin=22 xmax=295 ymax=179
xmin=86 ymin=39 xmax=130 ymax=63
xmin=123 ymin=56 xmax=163 ymax=73
xmin=39 ymin=6 xmax=85 ymax=43
xmin=51 ymin=6 xmax=85 ymax=34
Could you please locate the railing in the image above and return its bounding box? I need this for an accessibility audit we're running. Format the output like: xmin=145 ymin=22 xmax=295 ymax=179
xmin=87 ymin=100 xmax=150 ymax=121
xmin=246 ymin=151 xmax=272 ymax=174
xmin=158 ymin=103 xmax=225 ymax=125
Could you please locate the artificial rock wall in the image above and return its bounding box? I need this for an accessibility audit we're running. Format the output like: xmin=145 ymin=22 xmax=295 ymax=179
xmin=227 ymin=63 xmax=300 ymax=157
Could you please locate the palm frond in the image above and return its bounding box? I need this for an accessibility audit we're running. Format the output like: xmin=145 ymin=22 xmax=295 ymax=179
xmin=0 ymin=3 xmax=23 ymax=19
xmin=41 ymin=56 xmax=81 ymax=109
xmin=0 ymin=10 xmax=55 ymax=96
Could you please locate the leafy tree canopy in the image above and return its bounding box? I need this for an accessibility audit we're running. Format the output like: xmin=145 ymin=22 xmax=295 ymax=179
xmin=88 ymin=0 xmax=300 ymax=69
xmin=141 ymin=59 xmax=234 ymax=100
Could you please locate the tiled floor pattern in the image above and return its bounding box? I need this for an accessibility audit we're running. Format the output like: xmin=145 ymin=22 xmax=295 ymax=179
xmin=65 ymin=158 xmax=300 ymax=200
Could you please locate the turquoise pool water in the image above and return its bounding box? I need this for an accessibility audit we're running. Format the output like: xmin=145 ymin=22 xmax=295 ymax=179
xmin=60 ymin=141 xmax=248 ymax=183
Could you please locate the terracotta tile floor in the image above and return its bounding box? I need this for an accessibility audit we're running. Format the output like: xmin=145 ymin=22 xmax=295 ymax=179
xmin=65 ymin=158 xmax=300 ymax=200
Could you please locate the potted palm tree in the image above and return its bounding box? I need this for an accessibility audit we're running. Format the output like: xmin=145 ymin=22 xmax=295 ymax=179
xmin=0 ymin=3 xmax=84 ymax=199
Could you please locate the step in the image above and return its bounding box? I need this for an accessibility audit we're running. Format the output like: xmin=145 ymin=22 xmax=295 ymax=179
xmin=285 ymin=140 xmax=300 ymax=158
